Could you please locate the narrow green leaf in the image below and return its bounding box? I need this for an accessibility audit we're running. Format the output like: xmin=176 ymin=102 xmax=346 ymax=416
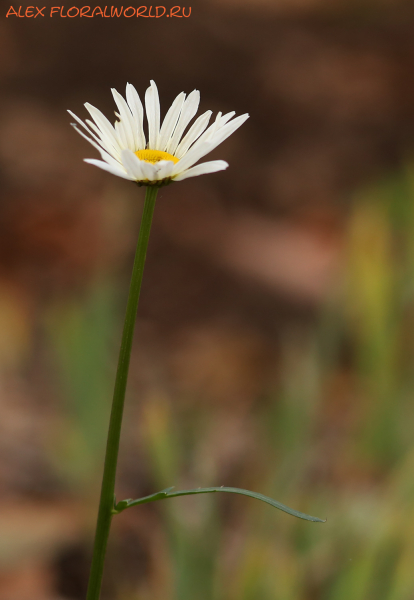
xmin=114 ymin=486 xmax=175 ymax=513
xmin=116 ymin=486 xmax=325 ymax=522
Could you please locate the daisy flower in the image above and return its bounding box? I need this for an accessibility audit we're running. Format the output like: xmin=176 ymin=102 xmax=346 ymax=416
xmin=69 ymin=80 xmax=249 ymax=187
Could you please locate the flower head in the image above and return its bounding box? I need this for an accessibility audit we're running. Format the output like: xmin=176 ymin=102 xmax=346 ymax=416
xmin=69 ymin=80 xmax=249 ymax=187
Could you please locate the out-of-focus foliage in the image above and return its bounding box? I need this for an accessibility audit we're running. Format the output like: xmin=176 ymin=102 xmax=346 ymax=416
xmin=31 ymin=166 xmax=414 ymax=600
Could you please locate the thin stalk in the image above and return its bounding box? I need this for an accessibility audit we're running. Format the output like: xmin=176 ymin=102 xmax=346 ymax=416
xmin=86 ymin=185 xmax=158 ymax=600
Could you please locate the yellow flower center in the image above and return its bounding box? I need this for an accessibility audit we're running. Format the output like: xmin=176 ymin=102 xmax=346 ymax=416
xmin=135 ymin=149 xmax=179 ymax=164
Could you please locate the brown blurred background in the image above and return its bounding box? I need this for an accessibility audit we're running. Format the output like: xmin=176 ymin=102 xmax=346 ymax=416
xmin=2 ymin=1 xmax=414 ymax=599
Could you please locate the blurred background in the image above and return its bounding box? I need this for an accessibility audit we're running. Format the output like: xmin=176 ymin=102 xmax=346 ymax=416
xmin=2 ymin=0 xmax=414 ymax=598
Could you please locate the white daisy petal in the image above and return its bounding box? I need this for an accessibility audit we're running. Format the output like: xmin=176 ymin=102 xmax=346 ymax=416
xmin=206 ymin=113 xmax=250 ymax=147
xmin=145 ymin=80 xmax=161 ymax=150
xmin=71 ymin=123 xmax=101 ymax=150
xmin=84 ymin=103 xmax=119 ymax=149
xmin=158 ymin=92 xmax=186 ymax=152
xmin=171 ymin=141 xmax=215 ymax=175
xmin=114 ymin=120 xmax=129 ymax=149
xmin=154 ymin=160 xmax=175 ymax=180
xmin=197 ymin=111 xmax=234 ymax=145
xmin=140 ymin=159 xmax=157 ymax=181
xmin=84 ymin=158 xmax=134 ymax=180
xmin=218 ymin=111 xmax=236 ymax=127
xmin=189 ymin=113 xmax=249 ymax=155
xmin=166 ymin=89 xmax=200 ymax=155
xmin=209 ymin=111 xmax=222 ymax=138
xmin=126 ymin=83 xmax=146 ymax=148
xmin=84 ymin=118 xmax=103 ymax=136
xmin=121 ymin=149 xmax=145 ymax=180
xmin=175 ymin=110 xmax=212 ymax=159
xmin=184 ymin=111 xmax=221 ymax=150
xmin=111 ymin=88 xmax=136 ymax=150
xmin=71 ymin=113 xmax=119 ymax=160
xmin=71 ymin=124 xmax=121 ymax=169
xmin=68 ymin=110 xmax=103 ymax=147
xmin=84 ymin=119 xmax=120 ymax=158
xmin=174 ymin=160 xmax=228 ymax=181
xmin=200 ymin=110 xmax=237 ymax=143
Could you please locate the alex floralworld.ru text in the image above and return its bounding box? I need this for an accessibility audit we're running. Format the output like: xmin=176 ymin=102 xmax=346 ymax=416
xmin=6 ymin=5 xmax=191 ymax=17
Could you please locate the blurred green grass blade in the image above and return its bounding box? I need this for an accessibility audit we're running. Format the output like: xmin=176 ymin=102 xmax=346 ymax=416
xmin=115 ymin=486 xmax=325 ymax=522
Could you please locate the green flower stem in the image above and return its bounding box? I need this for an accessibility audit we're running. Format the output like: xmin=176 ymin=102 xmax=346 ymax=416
xmin=86 ymin=185 xmax=158 ymax=600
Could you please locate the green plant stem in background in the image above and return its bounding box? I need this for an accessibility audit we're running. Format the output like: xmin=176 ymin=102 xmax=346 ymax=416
xmin=86 ymin=185 xmax=158 ymax=600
